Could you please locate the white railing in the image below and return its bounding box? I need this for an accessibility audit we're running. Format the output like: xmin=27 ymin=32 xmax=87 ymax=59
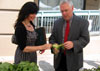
xmin=34 ymin=10 xmax=100 ymax=35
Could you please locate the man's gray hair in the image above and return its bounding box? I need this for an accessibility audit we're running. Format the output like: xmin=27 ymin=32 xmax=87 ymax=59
xmin=60 ymin=0 xmax=73 ymax=7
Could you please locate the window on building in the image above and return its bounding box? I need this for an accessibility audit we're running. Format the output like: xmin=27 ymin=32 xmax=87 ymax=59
xmin=39 ymin=0 xmax=85 ymax=10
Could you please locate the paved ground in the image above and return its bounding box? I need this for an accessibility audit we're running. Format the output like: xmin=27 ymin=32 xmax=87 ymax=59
xmin=37 ymin=35 xmax=100 ymax=71
xmin=0 ymin=35 xmax=100 ymax=71
xmin=37 ymin=51 xmax=100 ymax=71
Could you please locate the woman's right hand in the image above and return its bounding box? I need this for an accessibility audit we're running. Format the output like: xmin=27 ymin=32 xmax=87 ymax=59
xmin=41 ymin=44 xmax=52 ymax=50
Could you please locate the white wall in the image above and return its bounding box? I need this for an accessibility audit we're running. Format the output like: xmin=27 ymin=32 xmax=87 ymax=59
xmin=0 ymin=0 xmax=34 ymax=9
xmin=0 ymin=11 xmax=18 ymax=34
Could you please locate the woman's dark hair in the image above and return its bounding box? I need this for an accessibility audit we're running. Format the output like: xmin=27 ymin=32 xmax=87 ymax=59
xmin=14 ymin=2 xmax=39 ymax=28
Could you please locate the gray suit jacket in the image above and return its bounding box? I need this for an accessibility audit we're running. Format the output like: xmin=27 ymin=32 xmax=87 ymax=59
xmin=49 ymin=14 xmax=90 ymax=71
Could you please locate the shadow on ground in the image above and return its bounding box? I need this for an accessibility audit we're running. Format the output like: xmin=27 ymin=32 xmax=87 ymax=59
xmin=39 ymin=60 xmax=55 ymax=71
xmin=84 ymin=60 xmax=100 ymax=68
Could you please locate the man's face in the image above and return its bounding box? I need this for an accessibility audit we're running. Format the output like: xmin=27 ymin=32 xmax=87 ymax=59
xmin=60 ymin=3 xmax=73 ymax=21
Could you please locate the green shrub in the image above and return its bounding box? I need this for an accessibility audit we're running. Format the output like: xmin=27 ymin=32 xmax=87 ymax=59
xmin=0 ymin=62 xmax=14 ymax=71
xmin=0 ymin=61 xmax=39 ymax=71
xmin=83 ymin=67 xmax=100 ymax=71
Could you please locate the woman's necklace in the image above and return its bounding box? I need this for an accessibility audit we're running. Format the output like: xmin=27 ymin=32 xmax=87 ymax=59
xmin=26 ymin=24 xmax=31 ymax=27
xmin=23 ymin=21 xmax=34 ymax=31
xmin=23 ymin=21 xmax=31 ymax=27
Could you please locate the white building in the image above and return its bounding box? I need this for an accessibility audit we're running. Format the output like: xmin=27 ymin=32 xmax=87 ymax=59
xmin=0 ymin=0 xmax=100 ymax=62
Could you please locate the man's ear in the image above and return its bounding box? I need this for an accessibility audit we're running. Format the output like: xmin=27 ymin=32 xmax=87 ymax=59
xmin=72 ymin=5 xmax=74 ymax=11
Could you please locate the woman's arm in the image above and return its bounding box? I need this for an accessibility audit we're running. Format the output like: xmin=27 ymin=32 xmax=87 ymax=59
xmin=23 ymin=44 xmax=52 ymax=52
xmin=15 ymin=24 xmax=52 ymax=53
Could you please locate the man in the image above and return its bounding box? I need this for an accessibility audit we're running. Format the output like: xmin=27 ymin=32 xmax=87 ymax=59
xmin=49 ymin=0 xmax=90 ymax=71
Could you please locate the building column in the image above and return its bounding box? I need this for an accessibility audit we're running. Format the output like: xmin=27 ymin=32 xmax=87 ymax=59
xmin=83 ymin=0 xmax=86 ymax=10
xmin=34 ymin=0 xmax=39 ymax=6
xmin=99 ymin=0 xmax=100 ymax=10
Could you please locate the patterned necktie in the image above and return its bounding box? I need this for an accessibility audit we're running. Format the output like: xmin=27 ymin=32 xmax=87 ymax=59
xmin=64 ymin=20 xmax=70 ymax=54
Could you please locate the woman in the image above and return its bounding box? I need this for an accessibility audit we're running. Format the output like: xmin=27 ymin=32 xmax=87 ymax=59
xmin=14 ymin=2 xmax=52 ymax=64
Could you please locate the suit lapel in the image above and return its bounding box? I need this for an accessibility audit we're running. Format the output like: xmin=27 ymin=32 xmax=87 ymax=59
xmin=58 ymin=18 xmax=65 ymax=43
xmin=68 ymin=15 xmax=76 ymax=40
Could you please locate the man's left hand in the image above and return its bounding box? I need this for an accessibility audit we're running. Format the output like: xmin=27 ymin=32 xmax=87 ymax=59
xmin=63 ymin=41 xmax=73 ymax=50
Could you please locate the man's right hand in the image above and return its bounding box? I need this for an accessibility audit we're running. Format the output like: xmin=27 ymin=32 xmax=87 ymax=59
xmin=53 ymin=47 xmax=59 ymax=54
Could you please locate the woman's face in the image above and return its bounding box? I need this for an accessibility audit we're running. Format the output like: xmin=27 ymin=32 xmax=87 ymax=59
xmin=27 ymin=13 xmax=36 ymax=21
